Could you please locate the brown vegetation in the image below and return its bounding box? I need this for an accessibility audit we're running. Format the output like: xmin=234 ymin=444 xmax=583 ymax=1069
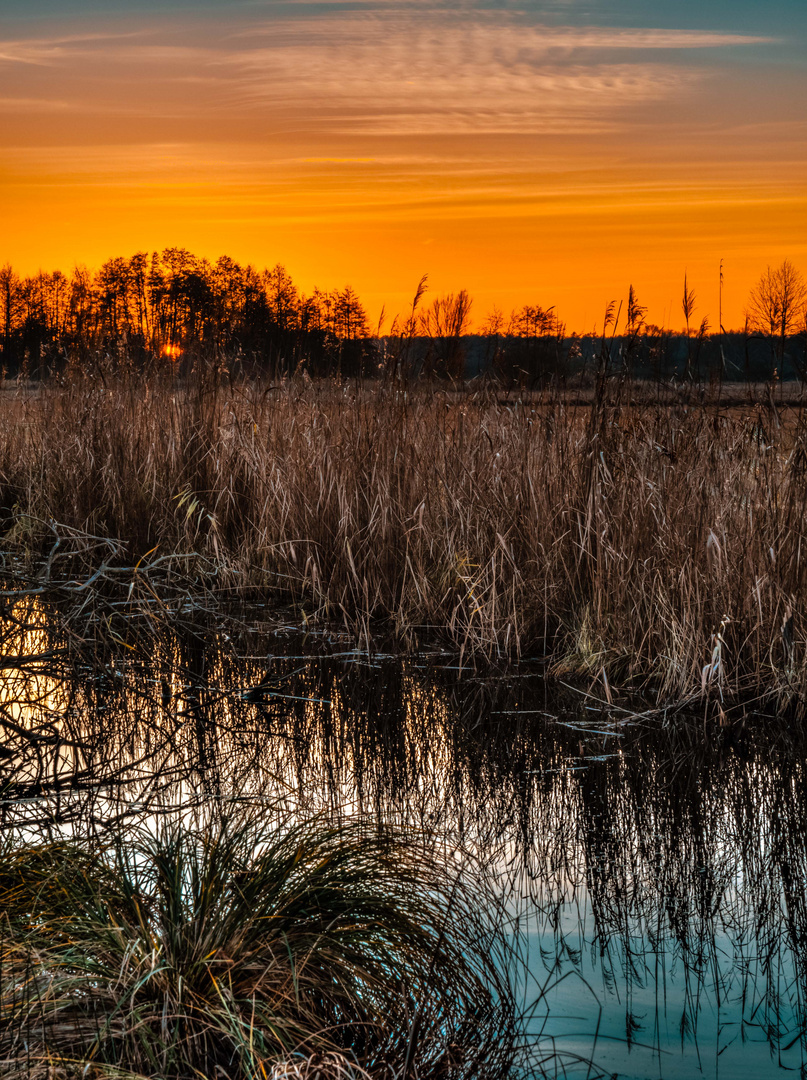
xmin=0 ymin=371 xmax=805 ymax=709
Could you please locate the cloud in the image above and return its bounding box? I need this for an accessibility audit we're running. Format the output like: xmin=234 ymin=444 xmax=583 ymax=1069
xmin=0 ymin=9 xmax=786 ymax=141
xmin=508 ymin=27 xmax=774 ymax=49
xmin=0 ymin=95 xmax=72 ymax=111
xmin=217 ymin=15 xmax=711 ymax=134
xmin=0 ymin=42 xmax=70 ymax=65
xmin=0 ymin=32 xmax=144 ymax=66
xmin=235 ymin=16 xmax=774 ymax=51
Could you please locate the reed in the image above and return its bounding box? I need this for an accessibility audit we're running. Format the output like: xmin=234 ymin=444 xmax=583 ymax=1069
xmin=0 ymin=370 xmax=805 ymax=707
xmin=0 ymin=812 xmax=518 ymax=1080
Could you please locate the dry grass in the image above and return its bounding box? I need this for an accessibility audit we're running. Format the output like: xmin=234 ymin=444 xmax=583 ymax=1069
xmin=0 ymin=371 xmax=805 ymax=707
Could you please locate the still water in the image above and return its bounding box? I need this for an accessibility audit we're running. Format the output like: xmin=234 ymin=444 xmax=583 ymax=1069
xmin=1 ymin=599 xmax=806 ymax=1079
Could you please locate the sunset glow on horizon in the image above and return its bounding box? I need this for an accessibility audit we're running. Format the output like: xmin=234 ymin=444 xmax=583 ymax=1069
xmin=2 ymin=0 xmax=806 ymax=334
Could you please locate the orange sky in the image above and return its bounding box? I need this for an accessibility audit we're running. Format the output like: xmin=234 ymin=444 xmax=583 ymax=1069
xmin=2 ymin=2 xmax=806 ymax=333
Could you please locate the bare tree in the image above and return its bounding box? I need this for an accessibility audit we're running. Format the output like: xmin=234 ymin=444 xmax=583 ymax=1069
xmin=333 ymin=286 xmax=369 ymax=341
xmin=746 ymin=259 xmax=807 ymax=374
xmin=0 ymin=264 xmax=20 ymax=365
xmin=263 ymin=264 xmax=299 ymax=333
xmin=420 ymin=289 xmax=472 ymax=379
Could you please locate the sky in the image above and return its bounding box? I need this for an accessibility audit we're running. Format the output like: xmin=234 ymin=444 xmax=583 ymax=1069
xmin=1 ymin=0 xmax=806 ymax=332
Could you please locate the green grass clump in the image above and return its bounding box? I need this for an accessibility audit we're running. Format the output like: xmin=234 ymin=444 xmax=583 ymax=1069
xmin=0 ymin=814 xmax=517 ymax=1080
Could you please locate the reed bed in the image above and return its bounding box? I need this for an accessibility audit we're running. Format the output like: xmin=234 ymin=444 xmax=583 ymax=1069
xmin=0 ymin=372 xmax=805 ymax=708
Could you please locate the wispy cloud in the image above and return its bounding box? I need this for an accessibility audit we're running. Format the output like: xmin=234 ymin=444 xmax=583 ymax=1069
xmin=0 ymin=41 xmax=72 ymax=65
xmin=217 ymin=15 xmax=716 ymax=134
xmin=0 ymin=95 xmax=72 ymax=110
xmin=234 ymin=18 xmax=774 ymax=51
xmin=0 ymin=32 xmax=144 ymax=66
xmin=0 ymin=10 xmax=780 ymax=138
xmin=0 ymin=9 xmax=801 ymax=199
xmin=503 ymin=26 xmax=774 ymax=49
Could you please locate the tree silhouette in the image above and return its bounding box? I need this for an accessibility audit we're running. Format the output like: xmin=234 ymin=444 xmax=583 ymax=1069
xmin=7 ymin=246 xmax=798 ymax=386
xmin=505 ymin=303 xmax=563 ymax=386
xmin=746 ymin=259 xmax=807 ymax=375
xmin=420 ymin=289 xmax=472 ymax=379
xmin=0 ymin=264 xmax=21 ymax=367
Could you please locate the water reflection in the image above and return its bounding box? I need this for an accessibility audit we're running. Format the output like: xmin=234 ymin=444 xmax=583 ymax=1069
xmin=0 ymin=601 xmax=806 ymax=1078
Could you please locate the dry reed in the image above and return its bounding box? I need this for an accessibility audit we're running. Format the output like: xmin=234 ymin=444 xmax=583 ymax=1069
xmin=0 ymin=371 xmax=804 ymax=708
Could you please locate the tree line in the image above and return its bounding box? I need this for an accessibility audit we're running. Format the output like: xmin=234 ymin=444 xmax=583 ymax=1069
xmin=0 ymin=249 xmax=374 ymax=378
xmin=0 ymin=250 xmax=568 ymax=381
xmin=0 ymin=249 xmax=804 ymax=383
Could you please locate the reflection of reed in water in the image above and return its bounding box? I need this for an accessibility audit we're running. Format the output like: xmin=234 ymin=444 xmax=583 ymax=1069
xmin=1 ymin=603 xmax=807 ymax=1074
xmin=533 ymin=732 xmax=807 ymax=1074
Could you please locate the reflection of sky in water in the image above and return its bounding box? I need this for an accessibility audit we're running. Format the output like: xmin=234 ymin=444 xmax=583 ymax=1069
xmin=1 ymin=606 xmax=806 ymax=1078
xmin=526 ymin=881 xmax=804 ymax=1078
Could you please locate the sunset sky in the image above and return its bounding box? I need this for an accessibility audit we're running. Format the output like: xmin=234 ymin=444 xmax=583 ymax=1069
xmin=1 ymin=0 xmax=806 ymax=332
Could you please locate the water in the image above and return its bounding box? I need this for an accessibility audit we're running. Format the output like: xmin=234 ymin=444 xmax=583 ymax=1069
xmin=1 ymin=597 xmax=806 ymax=1079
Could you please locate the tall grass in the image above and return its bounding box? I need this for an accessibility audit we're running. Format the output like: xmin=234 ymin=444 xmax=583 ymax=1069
xmin=0 ymin=370 xmax=805 ymax=706
xmin=0 ymin=812 xmax=518 ymax=1080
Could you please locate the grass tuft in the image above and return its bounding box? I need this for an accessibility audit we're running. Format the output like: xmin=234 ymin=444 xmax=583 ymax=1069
xmin=0 ymin=812 xmax=518 ymax=1080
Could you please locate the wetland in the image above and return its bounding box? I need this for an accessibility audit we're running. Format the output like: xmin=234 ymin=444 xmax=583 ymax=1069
xmin=1 ymin=587 xmax=806 ymax=1078
xmin=1 ymin=375 xmax=807 ymax=1079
